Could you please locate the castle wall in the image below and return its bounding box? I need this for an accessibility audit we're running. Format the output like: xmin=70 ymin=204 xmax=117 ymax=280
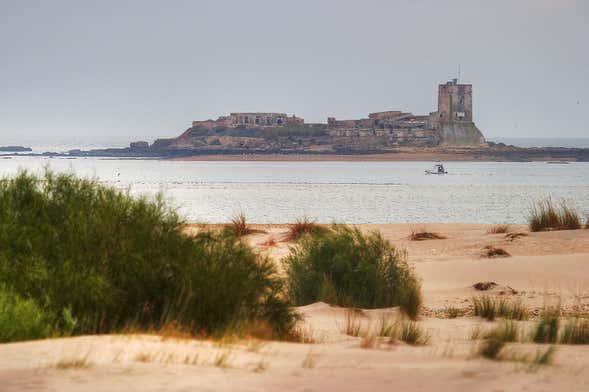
xmin=186 ymin=79 xmax=486 ymax=149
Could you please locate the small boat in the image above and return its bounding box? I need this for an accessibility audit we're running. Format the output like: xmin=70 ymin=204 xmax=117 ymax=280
xmin=546 ymin=161 xmax=570 ymax=165
xmin=425 ymin=163 xmax=447 ymax=175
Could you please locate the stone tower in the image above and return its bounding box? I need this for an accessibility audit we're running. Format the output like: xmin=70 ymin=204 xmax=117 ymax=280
xmin=430 ymin=78 xmax=486 ymax=147
xmin=437 ymin=78 xmax=472 ymax=125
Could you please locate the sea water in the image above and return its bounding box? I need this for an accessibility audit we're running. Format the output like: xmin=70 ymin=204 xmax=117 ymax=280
xmin=1 ymin=156 xmax=588 ymax=224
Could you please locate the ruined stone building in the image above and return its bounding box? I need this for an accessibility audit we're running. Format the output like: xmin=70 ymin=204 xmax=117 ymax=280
xmin=325 ymin=78 xmax=485 ymax=147
xmin=192 ymin=113 xmax=304 ymax=128
xmin=186 ymin=79 xmax=485 ymax=148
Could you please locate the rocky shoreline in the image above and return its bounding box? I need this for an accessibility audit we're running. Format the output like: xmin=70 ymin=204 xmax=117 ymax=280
xmin=3 ymin=144 xmax=589 ymax=162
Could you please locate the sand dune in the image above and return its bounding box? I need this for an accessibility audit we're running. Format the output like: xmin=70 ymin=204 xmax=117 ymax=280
xmin=2 ymin=224 xmax=589 ymax=391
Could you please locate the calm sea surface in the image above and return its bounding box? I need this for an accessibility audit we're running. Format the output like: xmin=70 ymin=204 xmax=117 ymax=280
xmin=1 ymin=156 xmax=588 ymax=224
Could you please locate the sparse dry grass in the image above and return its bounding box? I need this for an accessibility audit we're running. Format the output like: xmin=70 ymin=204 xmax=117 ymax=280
xmin=505 ymin=232 xmax=528 ymax=241
xmin=529 ymin=198 xmax=582 ymax=231
xmin=290 ymin=325 xmax=318 ymax=343
xmin=531 ymin=306 xmax=560 ymax=344
xmin=409 ymin=229 xmax=446 ymax=241
xmin=399 ymin=321 xmax=430 ymax=346
xmin=301 ymin=350 xmax=317 ymax=369
xmin=487 ymin=224 xmax=509 ymax=234
xmin=134 ymin=351 xmax=158 ymax=363
xmin=482 ymin=245 xmax=511 ymax=258
xmin=470 ymin=325 xmax=485 ymax=340
xmin=378 ymin=316 xmax=399 ymax=338
xmin=477 ymin=320 xmax=556 ymax=366
xmin=227 ymin=212 xmax=254 ymax=237
xmin=472 ymin=296 xmax=528 ymax=321
xmin=261 ymin=238 xmax=277 ymax=247
xmin=213 ymin=350 xmax=231 ymax=368
xmin=341 ymin=308 xmax=363 ymax=337
xmin=253 ymin=360 xmax=267 ymax=373
xmin=444 ymin=306 xmax=463 ymax=319
xmin=360 ymin=331 xmax=378 ymax=349
xmin=283 ymin=217 xmax=328 ymax=242
xmin=561 ymin=318 xmax=589 ymax=345
xmin=56 ymin=357 xmax=91 ymax=369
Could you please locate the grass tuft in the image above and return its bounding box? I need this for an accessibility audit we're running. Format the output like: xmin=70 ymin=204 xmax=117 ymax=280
xmin=444 ymin=306 xmax=462 ymax=319
xmin=473 ymin=296 xmax=497 ymax=321
xmin=213 ymin=350 xmax=231 ymax=368
xmin=485 ymin=320 xmax=520 ymax=343
xmin=399 ymin=321 xmax=430 ymax=346
xmin=56 ymin=357 xmax=91 ymax=369
xmin=505 ymin=232 xmax=528 ymax=241
xmin=483 ymin=245 xmax=511 ymax=258
xmin=479 ymin=337 xmax=506 ymax=359
xmin=378 ymin=316 xmax=399 ymax=338
xmin=360 ymin=331 xmax=378 ymax=349
xmin=478 ymin=321 xmax=522 ymax=360
xmin=284 ymin=225 xmax=422 ymax=319
xmin=341 ymin=309 xmax=363 ymax=337
xmin=532 ymin=346 xmax=556 ymax=366
xmin=487 ymin=224 xmax=509 ymax=234
xmin=283 ymin=217 xmax=328 ymax=242
xmin=472 ymin=296 xmax=528 ymax=321
xmin=409 ymin=229 xmax=446 ymax=241
xmin=529 ymin=198 xmax=581 ymax=231
xmin=531 ymin=307 xmax=560 ymax=344
xmin=560 ymin=318 xmax=589 ymax=345
xmin=227 ymin=212 xmax=253 ymax=237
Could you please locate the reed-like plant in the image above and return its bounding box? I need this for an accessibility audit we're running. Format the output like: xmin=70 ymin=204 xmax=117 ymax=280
xmin=283 ymin=217 xmax=328 ymax=242
xmin=529 ymin=198 xmax=581 ymax=231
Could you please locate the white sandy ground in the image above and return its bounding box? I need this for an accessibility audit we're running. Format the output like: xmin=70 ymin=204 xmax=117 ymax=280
xmin=1 ymin=224 xmax=589 ymax=391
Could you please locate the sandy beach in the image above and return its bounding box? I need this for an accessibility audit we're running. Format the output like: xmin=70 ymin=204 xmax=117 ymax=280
xmin=1 ymin=223 xmax=588 ymax=391
xmin=168 ymin=146 xmax=589 ymax=162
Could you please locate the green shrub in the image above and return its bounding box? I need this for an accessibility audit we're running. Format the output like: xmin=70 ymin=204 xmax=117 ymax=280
xmin=0 ymin=286 xmax=50 ymax=342
xmin=283 ymin=225 xmax=421 ymax=319
xmin=0 ymin=171 xmax=295 ymax=338
xmin=529 ymin=198 xmax=581 ymax=231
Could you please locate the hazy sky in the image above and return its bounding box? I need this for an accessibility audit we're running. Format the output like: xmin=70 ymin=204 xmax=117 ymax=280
xmin=1 ymin=0 xmax=587 ymax=145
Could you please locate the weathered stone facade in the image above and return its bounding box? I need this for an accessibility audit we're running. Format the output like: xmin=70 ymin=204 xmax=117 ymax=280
xmin=186 ymin=79 xmax=486 ymax=148
xmin=192 ymin=113 xmax=304 ymax=129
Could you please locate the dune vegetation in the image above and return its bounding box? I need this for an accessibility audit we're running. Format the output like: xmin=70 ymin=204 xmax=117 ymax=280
xmin=283 ymin=225 xmax=422 ymax=319
xmin=0 ymin=171 xmax=296 ymax=342
xmin=528 ymin=198 xmax=582 ymax=231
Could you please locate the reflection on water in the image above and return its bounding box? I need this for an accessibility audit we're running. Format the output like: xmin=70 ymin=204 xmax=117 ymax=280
xmin=1 ymin=157 xmax=588 ymax=224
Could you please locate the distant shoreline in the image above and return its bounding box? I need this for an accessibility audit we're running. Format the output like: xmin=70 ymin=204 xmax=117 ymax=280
xmin=169 ymin=147 xmax=589 ymax=162
xmin=3 ymin=145 xmax=589 ymax=162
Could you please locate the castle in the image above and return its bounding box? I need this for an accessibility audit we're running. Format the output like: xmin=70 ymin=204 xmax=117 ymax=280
xmin=187 ymin=79 xmax=486 ymax=148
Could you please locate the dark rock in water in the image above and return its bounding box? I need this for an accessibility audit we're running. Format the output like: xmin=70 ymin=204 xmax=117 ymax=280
xmin=0 ymin=146 xmax=32 ymax=152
